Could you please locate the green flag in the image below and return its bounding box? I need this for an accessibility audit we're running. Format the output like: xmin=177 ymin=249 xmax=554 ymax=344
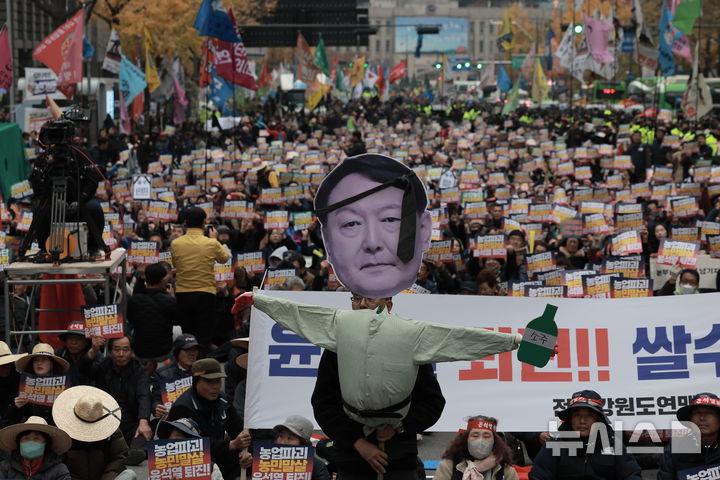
xmin=672 ymin=0 xmax=701 ymax=36
xmin=0 ymin=123 xmax=30 ymax=202
xmin=314 ymin=35 xmax=330 ymax=76
xmin=502 ymin=77 xmax=522 ymax=115
xmin=335 ymin=64 xmax=345 ymax=92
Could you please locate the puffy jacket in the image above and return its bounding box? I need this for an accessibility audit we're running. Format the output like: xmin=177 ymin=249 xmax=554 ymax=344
xmin=529 ymin=423 xmax=641 ymax=480
xmin=0 ymin=451 xmax=71 ymax=480
xmin=658 ymin=439 xmax=720 ymax=479
xmin=62 ymin=429 xmax=128 ymax=480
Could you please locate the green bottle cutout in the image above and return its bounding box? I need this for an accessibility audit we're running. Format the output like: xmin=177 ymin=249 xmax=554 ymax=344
xmin=517 ymin=304 xmax=558 ymax=368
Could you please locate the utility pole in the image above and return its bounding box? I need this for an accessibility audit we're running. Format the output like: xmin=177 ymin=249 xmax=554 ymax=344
xmin=5 ymin=0 xmax=14 ymax=122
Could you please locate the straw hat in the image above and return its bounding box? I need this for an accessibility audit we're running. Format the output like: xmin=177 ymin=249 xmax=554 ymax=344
xmin=0 ymin=416 xmax=72 ymax=454
xmin=0 ymin=341 xmax=27 ymax=366
xmin=230 ymin=337 xmax=250 ymax=349
xmin=15 ymin=343 xmax=69 ymax=374
xmin=52 ymin=386 xmax=121 ymax=442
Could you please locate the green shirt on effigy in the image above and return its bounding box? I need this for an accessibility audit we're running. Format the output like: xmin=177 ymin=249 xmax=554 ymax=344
xmin=253 ymin=294 xmax=520 ymax=432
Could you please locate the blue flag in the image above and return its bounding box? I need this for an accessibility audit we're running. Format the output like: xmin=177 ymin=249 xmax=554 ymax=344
xmin=415 ymin=33 xmax=424 ymax=59
xmin=82 ymin=36 xmax=94 ymax=60
xmin=119 ymin=55 xmax=147 ymax=104
xmin=545 ymin=26 xmax=556 ymax=71
xmin=658 ymin=7 xmax=676 ymax=76
xmin=497 ymin=65 xmax=511 ymax=93
xmin=193 ymin=0 xmax=241 ymax=43
xmin=209 ymin=68 xmax=234 ymax=115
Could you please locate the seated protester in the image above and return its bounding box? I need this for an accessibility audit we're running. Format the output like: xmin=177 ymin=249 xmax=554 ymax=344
xmin=416 ymin=260 xmax=439 ymax=294
xmin=0 ymin=342 xmax=25 ymax=429
xmin=52 ymin=386 xmax=137 ymax=480
xmin=458 ymin=281 xmax=478 ymax=296
xmin=150 ymin=334 xmax=199 ymax=420
xmin=11 ymin=344 xmax=70 ymax=425
xmin=658 ymin=393 xmax=720 ymax=479
xmin=658 ymin=264 xmax=701 ymax=296
xmin=156 ymin=418 xmax=233 ymax=480
xmin=223 ymin=338 xmax=249 ymax=425
xmin=530 ymin=390 xmax=641 ymax=480
xmin=476 ymin=271 xmax=500 ymax=296
xmin=433 ymin=416 xmax=518 ymax=480
xmin=558 ymin=237 xmax=588 ymax=270
xmin=78 ymin=336 xmax=151 ymax=466
xmin=167 ymin=358 xmax=251 ymax=480
xmin=127 ymin=262 xmax=179 ymax=367
xmin=0 ymin=416 xmax=72 ymax=480
xmin=269 ymin=416 xmax=330 ymax=480
xmin=55 ymin=322 xmax=96 ymax=387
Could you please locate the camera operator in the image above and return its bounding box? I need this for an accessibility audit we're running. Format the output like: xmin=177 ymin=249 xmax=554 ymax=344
xmin=22 ymin=116 xmax=107 ymax=260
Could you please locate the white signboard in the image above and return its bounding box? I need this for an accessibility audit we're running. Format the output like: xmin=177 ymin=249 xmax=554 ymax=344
xmin=23 ymin=68 xmax=65 ymax=101
xmin=650 ymin=254 xmax=720 ymax=291
xmin=132 ymin=174 xmax=152 ymax=200
xmin=247 ymin=290 xmax=720 ymax=431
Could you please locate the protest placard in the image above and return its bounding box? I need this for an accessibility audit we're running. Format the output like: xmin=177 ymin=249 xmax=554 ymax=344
xmin=265 ymin=269 xmax=296 ymax=289
xmin=251 ymin=442 xmax=314 ymax=480
xmin=81 ymin=304 xmax=124 ymax=338
xmin=425 ymin=240 xmax=453 ymax=262
xmin=611 ymin=231 xmax=643 ymax=256
xmin=472 ymin=235 xmax=506 ymax=259
xmin=657 ymin=239 xmax=700 ymax=268
xmin=19 ymin=374 xmax=68 ymax=406
xmin=160 ymin=375 xmax=193 ymax=411
xmin=265 ymin=211 xmax=289 ymax=230
xmin=601 ymin=256 xmax=644 ymax=278
xmin=128 ymin=241 xmax=160 ymax=264
xmin=526 ymin=252 xmax=557 ymax=275
xmin=610 ymin=278 xmax=654 ymax=298
xmin=147 ymin=437 xmax=212 ymax=480
xmin=582 ymin=274 xmax=621 ymax=298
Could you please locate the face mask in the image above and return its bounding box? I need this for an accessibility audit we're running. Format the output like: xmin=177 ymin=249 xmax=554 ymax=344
xmin=468 ymin=438 xmax=494 ymax=460
xmin=676 ymin=284 xmax=697 ymax=295
xmin=20 ymin=440 xmax=45 ymax=460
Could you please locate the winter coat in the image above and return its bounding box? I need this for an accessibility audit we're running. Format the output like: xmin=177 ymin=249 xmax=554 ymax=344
xmin=434 ymin=458 xmax=519 ymax=480
xmin=62 ymin=429 xmax=128 ymax=480
xmin=658 ymin=439 xmax=720 ymax=479
xmin=0 ymin=451 xmax=71 ymax=480
xmin=127 ymin=287 xmax=179 ymax=358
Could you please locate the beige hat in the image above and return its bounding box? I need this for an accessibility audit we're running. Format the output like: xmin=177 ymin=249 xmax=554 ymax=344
xmin=52 ymin=386 xmax=122 ymax=442
xmin=230 ymin=337 xmax=250 ymax=349
xmin=0 ymin=416 xmax=72 ymax=454
xmin=15 ymin=343 xmax=69 ymax=374
xmin=0 ymin=341 xmax=27 ymax=366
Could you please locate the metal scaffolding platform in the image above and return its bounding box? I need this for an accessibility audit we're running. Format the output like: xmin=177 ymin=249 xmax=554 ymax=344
xmin=3 ymin=248 xmax=128 ymax=350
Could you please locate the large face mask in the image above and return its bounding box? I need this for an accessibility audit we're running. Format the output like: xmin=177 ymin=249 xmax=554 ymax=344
xmin=468 ymin=438 xmax=494 ymax=460
xmin=19 ymin=440 xmax=45 ymax=460
xmin=676 ymin=284 xmax=698 ymax=295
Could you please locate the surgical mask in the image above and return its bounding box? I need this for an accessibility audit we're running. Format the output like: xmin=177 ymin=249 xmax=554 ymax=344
xmin=676 ymin=284 xmax=697 ymax=295
xmin=468 ymin=438 xmax=494 ymax=460
xmin=19 ymin=440 xmax=45 ymax=459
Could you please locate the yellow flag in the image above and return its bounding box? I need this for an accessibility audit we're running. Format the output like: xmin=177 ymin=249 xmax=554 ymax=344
xmin=144 ymin=28 xmax=161 ymax=93
xmin=348 ymin=55 xmax=366 ymax=88
xmin=305 ymin=78 xmax=331 ymax=111
xmin=531 ymin=57 xmax=549 ymax=103
xmin=497 ymin=9 xmax=514 ymax=52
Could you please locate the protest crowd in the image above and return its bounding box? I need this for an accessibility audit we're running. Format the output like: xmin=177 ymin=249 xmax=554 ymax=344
xmin=1 ymin=91 xmax=720 ymax=480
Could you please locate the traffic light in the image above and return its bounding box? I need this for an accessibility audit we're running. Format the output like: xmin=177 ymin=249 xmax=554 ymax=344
xmin=455 ymin=63 xmax=463 ymax=70
xmin=574 ymin=24 xmax=584 ymax=34
xmin=475 ymin=62 xmax=483 ymax=70
xmin=349 ymin=62 xmax=353 ymax=67
xmin=363 ymin=62 xmax=368 ymax=68
xmin=434 ymin=62 xmax=442 ymax=69
xmin=464 ymin=61 xmax=471 ymax=68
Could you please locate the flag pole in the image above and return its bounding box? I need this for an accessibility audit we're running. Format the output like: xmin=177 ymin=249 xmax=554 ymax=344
xmin=5 ymin=1 xmax=14 ymax=122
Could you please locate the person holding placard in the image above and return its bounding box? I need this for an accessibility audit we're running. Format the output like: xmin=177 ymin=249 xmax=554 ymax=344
xmin=55 ymin=322 xmax=95 ymax=387
xmin=155 ymin=417 xmax=226 ymax=480
xmin=11 ymin=343 xmax=70 ymax=425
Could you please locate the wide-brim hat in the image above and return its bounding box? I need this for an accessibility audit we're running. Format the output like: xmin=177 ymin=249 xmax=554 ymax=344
xmin=251 ymin=161 xmax=270 ymax=172
xmin=230 ymin=337 xmax=250 ymax=349
xmin=0 ymin=341 xmax=27 ymax=366
xmin=558 ymin=390 xmax=609 ymax=423
xmin=0 ymin=416 xmax=72 ymax=454
xmin=16 ymin=343 xmax=70 ymax=374
xmin=52 ymin=386 xmax=122 ymax=442
xmin=156 ymin=418 xmax=201 ymax=440
xmin=677 ymin=393 xmax=720 ymax=421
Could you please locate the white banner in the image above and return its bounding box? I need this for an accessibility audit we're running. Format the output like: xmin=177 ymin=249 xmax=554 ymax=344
xmin=23 ymin=68 xmax=64 ymax=101
xmin=246 ymin=290 xmax=720 ymax=431
xmin=650 ymin=254 xmax=720 ymax=291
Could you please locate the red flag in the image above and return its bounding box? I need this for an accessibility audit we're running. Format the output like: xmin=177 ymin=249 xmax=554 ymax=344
xmin=388 ymin=60 xmax=406 ymax=84
xmin=0 ymin=26 xmax=12 ymax=93
xmin=33 ymin=9 xmax=85 ymax=98
xmin=258 ymin=61 xmax=272 ymax=89
xmin=214 ymin=9 xmax=257 ymax=90
xmin=377 ymin=64 xmax=386 ymax=98
xmin=199 ymin=42 xmax=213 ymax=88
